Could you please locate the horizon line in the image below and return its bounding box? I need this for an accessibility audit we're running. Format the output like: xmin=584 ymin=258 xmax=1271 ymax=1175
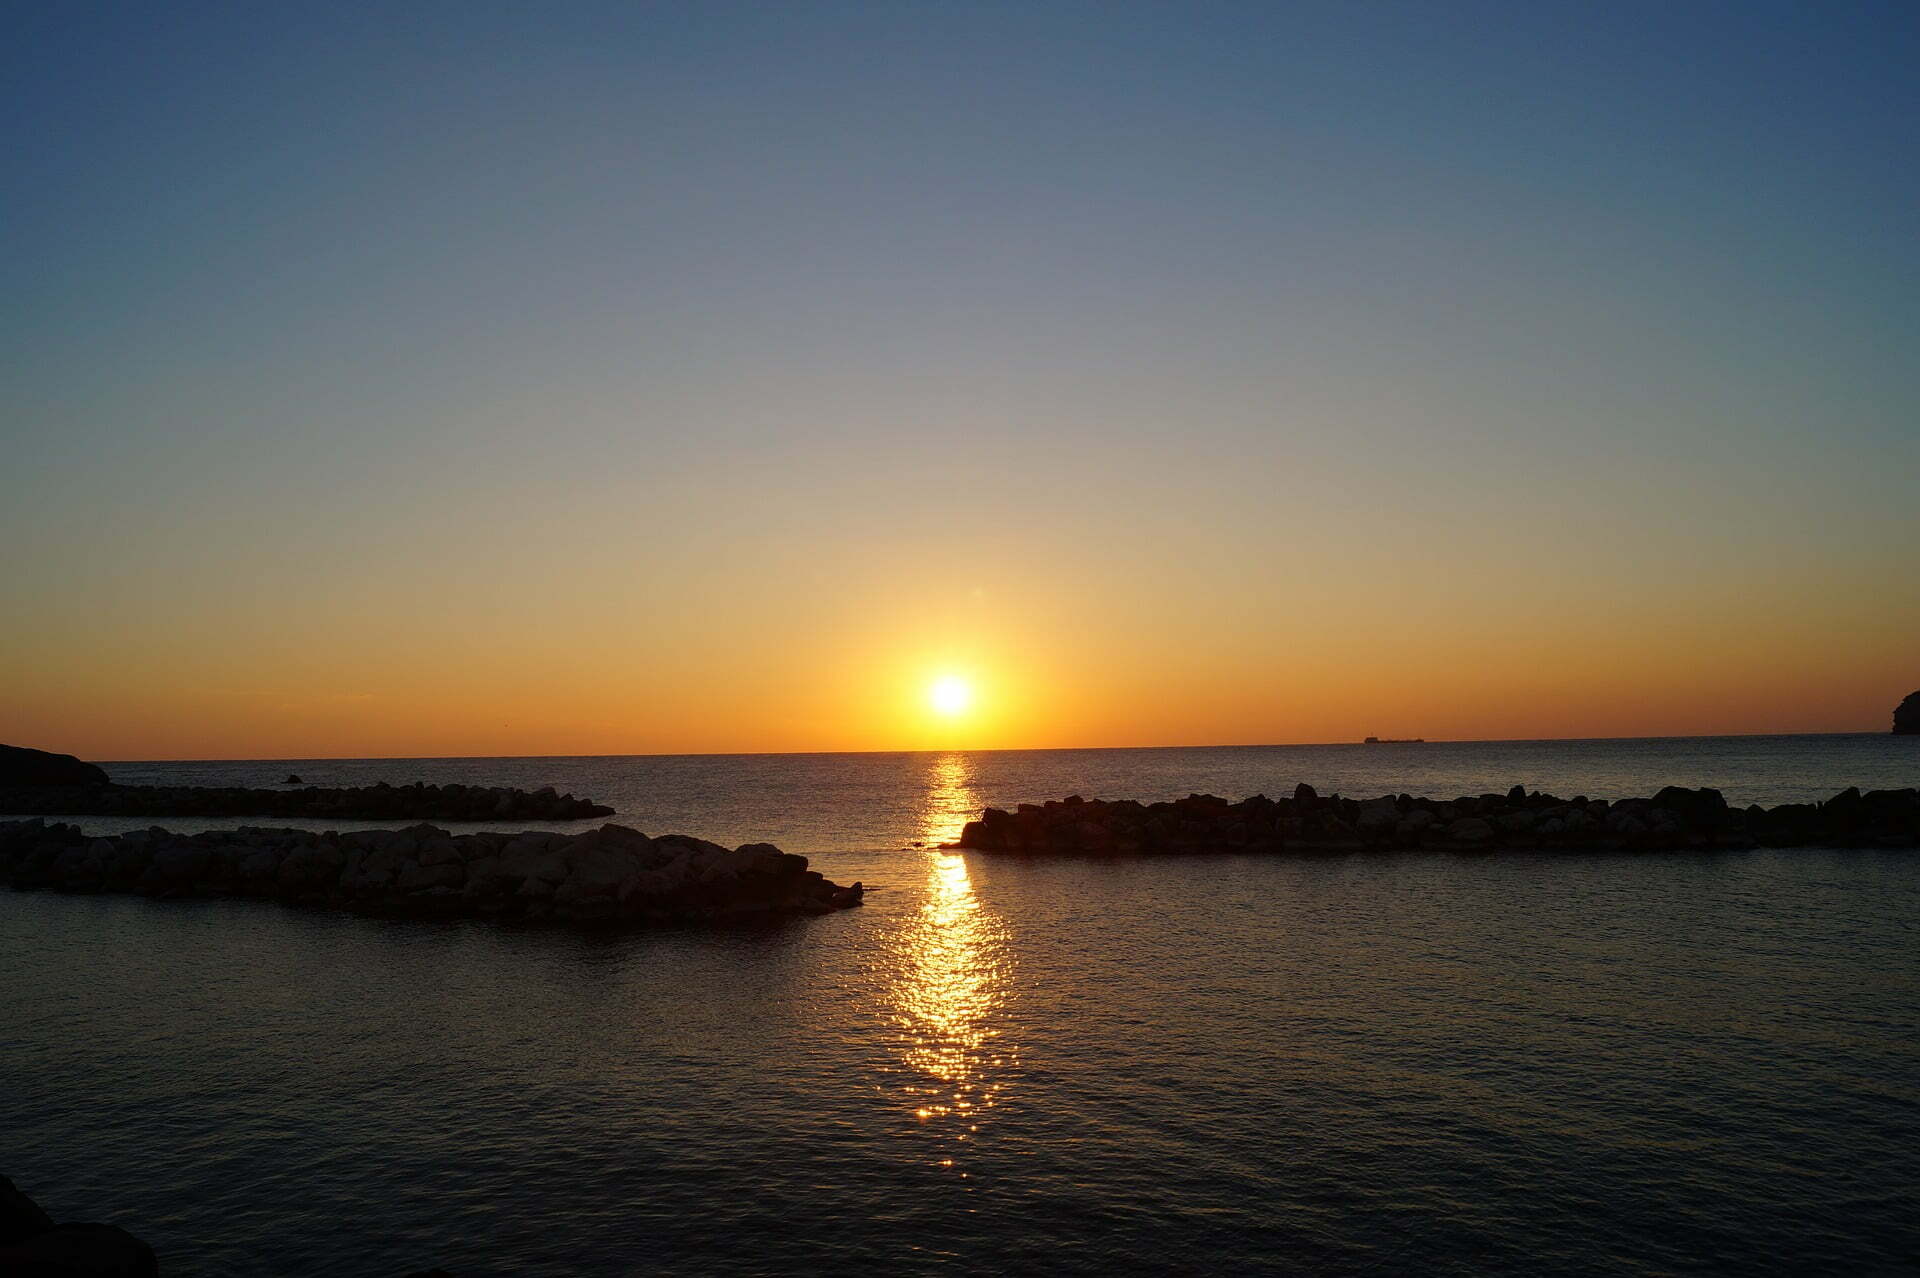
xmin=88 ymin=727 xmax=1901 ymax=766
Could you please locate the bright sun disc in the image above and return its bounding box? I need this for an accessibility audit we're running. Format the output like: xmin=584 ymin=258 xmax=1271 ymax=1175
xmin=929 ymin=676 xmax=973 ymax=717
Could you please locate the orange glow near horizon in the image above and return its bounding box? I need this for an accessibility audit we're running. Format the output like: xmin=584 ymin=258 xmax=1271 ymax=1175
xmin=1 ymin=547 xmax=1915 ymax=761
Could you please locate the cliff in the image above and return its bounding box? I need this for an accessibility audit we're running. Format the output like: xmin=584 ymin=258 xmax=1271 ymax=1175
xmin=0 ymin=744 xmax=109 ymax=788
xmin=1895 ymin=691 xmax=1920 ymax=735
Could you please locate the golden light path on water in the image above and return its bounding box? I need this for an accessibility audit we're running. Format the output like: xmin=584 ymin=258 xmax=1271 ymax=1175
xmin=887 ymin=754 xmax=1016 ymax=1172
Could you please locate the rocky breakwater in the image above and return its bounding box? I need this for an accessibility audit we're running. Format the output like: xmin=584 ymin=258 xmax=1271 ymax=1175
xmin=0 ymin=820 xmax=862 ymax=926
xmin=0 ymin=777 xmax=616 ymax=822
xmin=956 ymin=783 xmax=1920 ymax=856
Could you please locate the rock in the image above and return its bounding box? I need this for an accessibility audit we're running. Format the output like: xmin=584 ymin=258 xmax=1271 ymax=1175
xmin=571 ymin=843 xmax=641 ymax=896
xmin=150 ymin=845 xmax=212 ymax=885
xmin=1355 ymin=798 xmax=1401 ymax=840
xmin=277 ymin=846 xmax=344 ymax=892
xmin=499 ymin=833 xmax=560 ymax=877
xmin=1894 ymin=691 xmax=1920 ymax=735
xmin=52 ymin=844 xmax=105 ymax=890
xmin=1448 ymin=817 xmax=1497 ymax=844
xmin=418 ymin=837 xmax=463 ymax=868
xmin=0 ymin=1177 xmax=157 ymax=1277
xmin=1395 ymin=810 xmax=1436 ymax=841
xmin=282 ymin=774 xmax=304 ymax=785
xmin=1 ymin=1175 xmax=57 ymax=1245
xmin=0 ymin=1223 xmax=160 ymax=1276
xmin=1650 ymin=786 xmax=1729 ymax=829
xmin=398 ymin=862 xmax=465 ymax=892
xmin=0 ymin=744 xmax=110 ymax=788
xmin=236 ymin=852 xmax=280 ymax=882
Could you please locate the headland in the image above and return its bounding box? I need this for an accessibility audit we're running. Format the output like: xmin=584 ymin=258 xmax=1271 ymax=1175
xmin=0 ymin=744 xmax=614 ymax=822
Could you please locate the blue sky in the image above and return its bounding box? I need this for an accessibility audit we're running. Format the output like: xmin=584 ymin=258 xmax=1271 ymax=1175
xmin=4 ymin=1 xmax=1917 ymax=754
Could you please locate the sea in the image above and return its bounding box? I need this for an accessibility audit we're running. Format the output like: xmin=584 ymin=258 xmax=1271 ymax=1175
xmin=4 ymin=734 xmax=1917 ymax=1275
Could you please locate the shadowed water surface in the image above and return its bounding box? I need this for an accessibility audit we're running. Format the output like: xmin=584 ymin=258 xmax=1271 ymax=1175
xmin=4 ymin=737 xmax=1918 ymax=1273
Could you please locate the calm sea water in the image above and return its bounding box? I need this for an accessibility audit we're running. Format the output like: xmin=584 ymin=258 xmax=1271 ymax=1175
xmin=5 ymin=735 xmax=1918 ymax=1274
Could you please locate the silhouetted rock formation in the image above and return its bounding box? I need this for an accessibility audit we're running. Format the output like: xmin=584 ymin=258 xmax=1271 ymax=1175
xmin=955 ymin=785 xmax=1920 ymax=855
xmin=0 ymin=1175 xmax=157 ymax=1277
xmin=0 ymin=745 xmax=109 ymax=789
xmin=1895 ymin=691 xmax=1920 ymax=735
xmin=0 ymin=779 xmax=614 ymax=822
xmin=0 ymin=821 xmax=862 ymax=926
xmin=282 ymin=773 xmax=304 ymax=785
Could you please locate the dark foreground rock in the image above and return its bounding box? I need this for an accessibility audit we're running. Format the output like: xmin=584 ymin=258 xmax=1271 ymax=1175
xmin=0 ymin=1175 xmax=157 ymax=1277
xmin=1896 ymin=691 xmax=1920 ymax=735
xmin=0 ymin=745 xmax=109 ymax=789
xmin=0 ymin=820 xmax=862 ymax=926
xmin=0 ymin=779 xmax=615 ymax=822
xmin=956 ymin=784 xmax=1920 ymax=856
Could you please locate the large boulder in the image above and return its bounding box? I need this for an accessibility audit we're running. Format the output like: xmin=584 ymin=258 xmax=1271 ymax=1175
xmin=277 ymin=845 xmax=345 ymax=893
xmin=0 ymin=1176 xmax=157 ymax=1277
xmin=1448 ymin=817 xmax=1497 ymax=844
xmin=1895 ymin=691 xmax=1920 ymax=735
xmin=1 ymin=1175 xmax=56 ymax=1245
xmin=1649 ymin=786 xmax=1729 ymax=830
xmin=0 ymin=744 xmax=109 ymax=788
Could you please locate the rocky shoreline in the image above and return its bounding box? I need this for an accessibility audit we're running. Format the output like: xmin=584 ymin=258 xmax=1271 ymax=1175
xmin=956 ymin=784 xmax=1920 ymax=856
xmin=0 ymin=819 xmax=862 ymax=926
xmin=0 ymin=744 xmax=618 ymax=822
xmin=0 ymin=780 xmax=616 ymax=822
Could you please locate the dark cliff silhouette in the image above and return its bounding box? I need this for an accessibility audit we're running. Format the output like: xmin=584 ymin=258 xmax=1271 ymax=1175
xmin=0 ymin=745 xmax=108 ymax=789
xmin=1895 ymin=691 xmax=1920 ymax=735
xmin=0 ymin=744 xmax=612 ymax=821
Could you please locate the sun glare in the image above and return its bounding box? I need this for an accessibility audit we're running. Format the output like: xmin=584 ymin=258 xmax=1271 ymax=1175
xmin=929 ymin=675 xmax=973 ymax=717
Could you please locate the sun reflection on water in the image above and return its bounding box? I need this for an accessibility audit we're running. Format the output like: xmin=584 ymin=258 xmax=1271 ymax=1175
xmin=888 ymin=755 xmax=1016 ymax=1166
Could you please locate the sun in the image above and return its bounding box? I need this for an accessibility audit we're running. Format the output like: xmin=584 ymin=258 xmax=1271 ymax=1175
xmin=928 ymin=675 xmax=973 ymax=717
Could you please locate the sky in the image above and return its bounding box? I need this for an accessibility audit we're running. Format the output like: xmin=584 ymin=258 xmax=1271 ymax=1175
xmin=3 ymin=1 xmax=1917 ymax=759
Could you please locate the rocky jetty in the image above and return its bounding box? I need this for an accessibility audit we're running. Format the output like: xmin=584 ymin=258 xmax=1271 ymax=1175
xmin=1896 ymin=691 xmax=1920 ymax=735
xmin=0 ymin=777 xmax=615 ymax=822
xmin=956 ymin=783 xmax=1920 ymax=856
xmin=1 ymin=1174 xmax=156 ymax=1277
xmin=0 ymin=820 xmax=862 ymax=926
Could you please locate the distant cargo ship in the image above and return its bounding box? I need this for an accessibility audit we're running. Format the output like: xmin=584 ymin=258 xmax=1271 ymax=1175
xmin=1363 ymin=736 xmax=1425 ymax=744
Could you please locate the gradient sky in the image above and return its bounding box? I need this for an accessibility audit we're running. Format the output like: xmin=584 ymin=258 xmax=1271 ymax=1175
xmin=4 ymin=1 xmax=1917 ymax=759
